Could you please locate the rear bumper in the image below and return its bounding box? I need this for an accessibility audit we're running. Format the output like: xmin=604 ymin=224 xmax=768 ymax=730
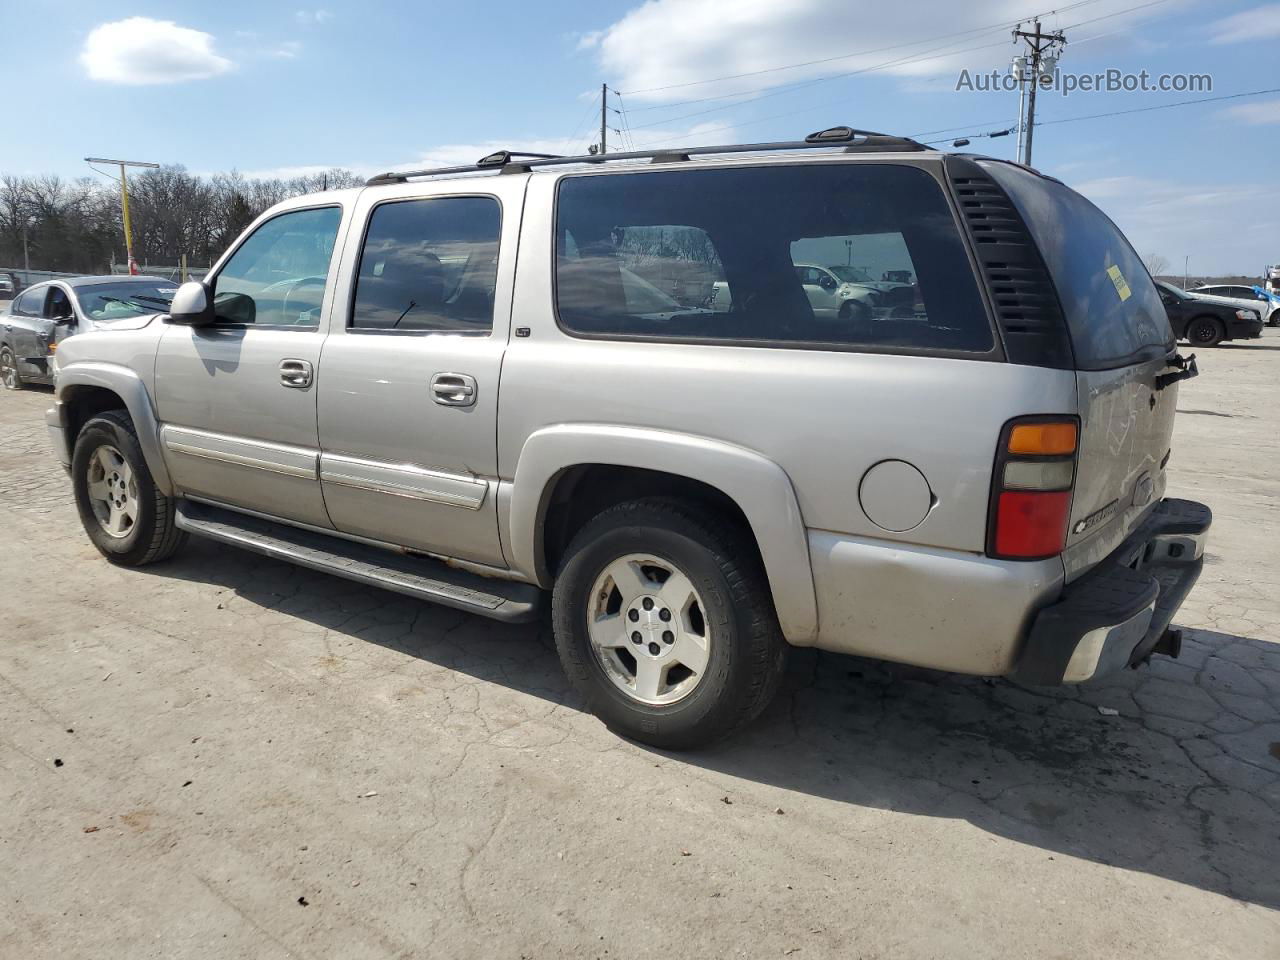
xmin=1013 ymin=498 xmax=1211 ymax=684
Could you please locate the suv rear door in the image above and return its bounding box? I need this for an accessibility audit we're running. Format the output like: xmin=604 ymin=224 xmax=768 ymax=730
xmin=314 ymin=177 xmax=524 ymax=568
xmin=981 ymin=162 xmax=1179 ymax=579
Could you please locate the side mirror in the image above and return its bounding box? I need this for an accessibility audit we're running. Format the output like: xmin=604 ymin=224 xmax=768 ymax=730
xmin=167 ymin=281 xmax=215 ymax=326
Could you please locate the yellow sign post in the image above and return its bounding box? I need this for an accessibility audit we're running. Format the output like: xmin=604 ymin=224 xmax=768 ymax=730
xmin=84 ymin=156 xmax=160 ymax=274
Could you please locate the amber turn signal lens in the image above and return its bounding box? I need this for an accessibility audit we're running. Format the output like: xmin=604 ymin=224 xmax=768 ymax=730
xmin=1007 ymin=422 xmax=1077 ymax=456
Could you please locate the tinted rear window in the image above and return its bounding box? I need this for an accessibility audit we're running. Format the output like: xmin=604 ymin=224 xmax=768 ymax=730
xmin=555 ymin=163 xmax=994 ymax=354
xmin=981 ymin=161 xmax=1172 ymax=370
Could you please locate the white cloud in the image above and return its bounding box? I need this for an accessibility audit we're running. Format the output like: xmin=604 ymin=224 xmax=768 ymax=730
xmin=81 ymin=17 xmax=233 ymax=85
xmin=269 ymin=41 xmax=304 ymax=59
xmin=295 ymin=9 xmax=334 ymax=25
xmin=233 ymin=122 xmax=741 ymax=184
xmin=1207 ymin=4 xmax=1280 ymax=43
xmin=1224 ymin=97 xmax=1280 ymax=125
xmin=1068 ymin=174 xmax=1269 ymax=275
xmin=584 ymin=0 xmax=1190 ymax=102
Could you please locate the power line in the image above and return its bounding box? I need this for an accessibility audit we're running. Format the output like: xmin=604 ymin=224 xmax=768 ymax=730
xmin=625 ymin=35 xmax=1011 ymax=132
xmin=625 ymin=38 xmax=1012 ymax=146
xmin=1037 ymin=85 xmax=1280 ymax=126
xmin=617 ymin=0 xmax=1177 ymax=142
xmin=618 ymin=0 xmax=1110 ymax=96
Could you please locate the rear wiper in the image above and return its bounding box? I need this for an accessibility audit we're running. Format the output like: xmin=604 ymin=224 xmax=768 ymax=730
xmin=1156 ymin=352 xmax=1198 ymax=390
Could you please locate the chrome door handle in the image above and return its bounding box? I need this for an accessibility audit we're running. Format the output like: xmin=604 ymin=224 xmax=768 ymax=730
xmin=430 ymin=372 xmax=477 ymax=407
xmin=279 ymin=358 xmax=313 ymax=388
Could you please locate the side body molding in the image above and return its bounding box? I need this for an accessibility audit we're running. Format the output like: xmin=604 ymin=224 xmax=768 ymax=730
xmin=54 ymin=361 xmax=174 ymax=495
xmin=508 ymin=424 xmax=819 ymax=644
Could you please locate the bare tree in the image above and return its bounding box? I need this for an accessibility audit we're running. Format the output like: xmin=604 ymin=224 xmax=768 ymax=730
xmin=0 ymin=165 xmax=364 ymax=274
xmin=1143 ymin=253 xmax=1170 ymax=277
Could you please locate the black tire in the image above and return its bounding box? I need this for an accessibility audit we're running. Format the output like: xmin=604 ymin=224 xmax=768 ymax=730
xmin=1185 ymin=315 xmax=1225 ymax=347
xmin=71 ymin=410 xmax=186 ymax=566
xmin=1 ymin=346 xmax=23 ymax=390
xmin=552 ymin=498 xmax=786 ymax=750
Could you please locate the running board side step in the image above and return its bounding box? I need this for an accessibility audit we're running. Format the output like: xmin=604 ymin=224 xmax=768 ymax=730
xmin=174 ymin=501 xmax=542 ymax=623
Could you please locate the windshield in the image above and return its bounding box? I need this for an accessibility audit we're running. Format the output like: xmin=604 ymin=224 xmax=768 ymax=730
xmin=76 ymin=282 xmax=179 ymax=321
xmin=1157 ymin=282 xmax=1190 ymax=300
xmin=827 ymin=265 xmax=873 ymax=283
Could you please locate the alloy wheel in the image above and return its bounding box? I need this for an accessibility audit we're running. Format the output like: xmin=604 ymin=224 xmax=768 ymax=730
xmin=586 ymin=553 xmax=712 ymax=706
xmin=85 ymin=445 xmax=138 ymax=538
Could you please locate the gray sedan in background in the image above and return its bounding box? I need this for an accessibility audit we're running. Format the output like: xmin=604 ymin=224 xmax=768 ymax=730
xmin=1 ymin=275 xmax=178 ymax=389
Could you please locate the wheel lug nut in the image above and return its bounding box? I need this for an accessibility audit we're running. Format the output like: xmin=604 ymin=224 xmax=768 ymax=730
xmin=648 ymin=642 xmax=660 ymax=656
xmin=659 ymin=608 xmax=671 ymax=622
xmin=663 ymin=631 xmax=674 ymax=644
xmin=642 ymin=597 xmax=654 ymax=611
xmin=631 ymin=632 xmax=642 ymax=644
xmin=628 ymin=609 xmax=639 ymax=622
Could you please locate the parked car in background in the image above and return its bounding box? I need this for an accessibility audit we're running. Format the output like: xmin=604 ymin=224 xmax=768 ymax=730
xmin=1 ymin=275 xmax=178 ymax=389
xmin=1155 ymin=281 xmax=1263 ymax=347
xmin=1190 ymin=283 xmax=1280 ymax=326
xmin=0 ymin=273 xmax=16 ymax=299
xmin=710 ymin=263 xmax=915 ymax=320
xmin=47 ymin=129 xmax=1210 ymax=748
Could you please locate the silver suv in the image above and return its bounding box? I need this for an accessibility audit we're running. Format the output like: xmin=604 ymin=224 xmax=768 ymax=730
xmin=45 ymin=127 xmax=1211 ymax=748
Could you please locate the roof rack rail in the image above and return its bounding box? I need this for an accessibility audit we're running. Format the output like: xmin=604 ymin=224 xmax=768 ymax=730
xmin=365 ymin=126 xmax=929 ymax=185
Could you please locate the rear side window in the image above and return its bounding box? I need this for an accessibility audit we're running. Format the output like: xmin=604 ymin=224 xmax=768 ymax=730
xmin=980 ymin=162 xmax=1172 ymax=370
xmin=555 ymin=164 xmax=993 ymax=354
xmin=13 ymin=288 xmax=44 ymax=317
xmin=351 ymin=197 xmax=500 ymax=333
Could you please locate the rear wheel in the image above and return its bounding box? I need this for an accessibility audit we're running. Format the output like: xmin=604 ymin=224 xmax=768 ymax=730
xmin=1 ymin=347 xmax=22 ymax=390
xmin=551 ymin=498 xmax=786 ymax=750
xmin=71 ymin=410 xmax=186 ymax=566
xmin=1186 ymin=316 xmax=1224 ymax=347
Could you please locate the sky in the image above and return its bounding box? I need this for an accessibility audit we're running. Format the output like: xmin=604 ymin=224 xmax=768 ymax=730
xmin=5 ymin=0 xmax=1280 ymax=275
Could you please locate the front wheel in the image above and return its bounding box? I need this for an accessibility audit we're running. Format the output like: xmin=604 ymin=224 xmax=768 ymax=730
xmin=552 ymin=498 xmax=786 ymax=749
xmin=71 ymin=410 xmax=187 ymax=566
xmin=1186 ymin=316 xmax=1225 ymax=347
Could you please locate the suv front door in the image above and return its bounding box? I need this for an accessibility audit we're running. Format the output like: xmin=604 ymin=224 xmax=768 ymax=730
xmin=315 ymin=180 xmax=523 ymax=568
xmin=154 ymin=204 xmax=348 ymax=527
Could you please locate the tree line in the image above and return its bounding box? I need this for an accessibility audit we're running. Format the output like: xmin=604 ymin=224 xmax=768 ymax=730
xmin=0 ymin=166 xmax=364 ymax=274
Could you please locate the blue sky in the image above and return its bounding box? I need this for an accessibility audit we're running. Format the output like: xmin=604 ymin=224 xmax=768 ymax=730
xmin=6 ymin=0 xmax=1280 ymax=275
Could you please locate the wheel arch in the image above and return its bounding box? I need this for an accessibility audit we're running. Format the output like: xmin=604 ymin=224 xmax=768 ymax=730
xmin=508 ymin=425 xmax=818 ymax=644
xmin=56 ymin=362 xmax=173 ymax=494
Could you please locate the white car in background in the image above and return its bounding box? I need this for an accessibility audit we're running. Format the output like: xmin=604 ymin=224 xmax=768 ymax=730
xmin=1190 ymin=284 xmax=1280 ymax=326
xmin=709 ymin=263 xmax=914 ymax=320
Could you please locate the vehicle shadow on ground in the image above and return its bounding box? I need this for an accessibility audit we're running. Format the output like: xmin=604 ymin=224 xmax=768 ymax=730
xmin=1216 ymin=341 xmax=1280 ymax=351
xmin=147 ymin=537 xmax=1280 ymax=910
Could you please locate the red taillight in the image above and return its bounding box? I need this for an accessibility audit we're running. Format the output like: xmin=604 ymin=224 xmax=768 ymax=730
xmin=988 ymin=417 xmax=1078 ymax=561
xmin=993 ymin=491 xmax=1073 ymax=558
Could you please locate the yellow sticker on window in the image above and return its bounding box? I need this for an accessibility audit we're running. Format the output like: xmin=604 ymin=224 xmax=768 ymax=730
xmin=1106 ymin=264 xmax=1132 ymax=302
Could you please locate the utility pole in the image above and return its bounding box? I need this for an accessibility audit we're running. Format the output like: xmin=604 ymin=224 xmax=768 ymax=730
xmin=85 ymin=157 xmax=160 ymax=274
xmin=599 ymin=82 xmax=608 ymax=155
xmin=1011 ymin=20 xmax=1065 ymax=165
